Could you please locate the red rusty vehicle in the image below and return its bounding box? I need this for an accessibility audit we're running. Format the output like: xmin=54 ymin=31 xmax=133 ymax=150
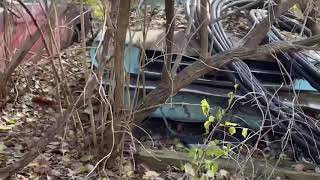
xmin=0 ymin=0 xmax=92 ymax=72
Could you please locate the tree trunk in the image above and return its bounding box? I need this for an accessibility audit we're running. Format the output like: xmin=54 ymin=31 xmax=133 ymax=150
xmin=161 ymin=0 xmax=175 ymax=84
xmin=200 ymin=0 xmax=208 ymax=57
xmin=105 ymin=0 xmax=131 ymax=165
xmin=0 ymin=73 xmax=8 ymax=109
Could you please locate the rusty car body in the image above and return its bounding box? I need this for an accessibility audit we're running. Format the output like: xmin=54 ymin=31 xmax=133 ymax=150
xmin=0 ymin=0 xmax=92 ymax=72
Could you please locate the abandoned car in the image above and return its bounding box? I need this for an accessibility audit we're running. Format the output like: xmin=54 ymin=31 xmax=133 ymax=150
xmin=0 ymin=0 xmax=92 ymax=71
xmin=91 ymin=0 xmax=320 ymax=163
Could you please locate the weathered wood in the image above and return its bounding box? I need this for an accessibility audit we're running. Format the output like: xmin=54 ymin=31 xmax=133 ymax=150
xmin=135 ymin=148 xmax=320 ymax=180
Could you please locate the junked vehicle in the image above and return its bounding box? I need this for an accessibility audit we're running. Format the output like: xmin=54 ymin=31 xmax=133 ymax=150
xmin=0 ymin=0 xmax=92 ymax=71
xmin=91 ymin=29 xmax=320 ymax=130
xmin=91 ymin=0 xmax=320 ymax=162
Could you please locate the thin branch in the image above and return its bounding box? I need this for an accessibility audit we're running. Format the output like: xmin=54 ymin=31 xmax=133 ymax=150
xmin=161 ymin=0 xmax=175 ymax=84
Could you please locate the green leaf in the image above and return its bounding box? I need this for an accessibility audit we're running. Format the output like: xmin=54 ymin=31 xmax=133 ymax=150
xmin=6 ymin=119 xmax=17 ymax=125
xmin=213 ymin=139 xmax=220 ymax=145
xmin=0 ymin=125 xmax=12 ymax=132
xmin=174 ymin=138 xmax=185 ymax=149
xmin=196 ymin=148 xmax=204 ymax=159
xmin=205 ymin=160 xmax=212 ymax=170
xmin=201 ymin=99 xmax=210 ymax=116
xmin=205 ymin=160 xmax=219 ymax=176
xmin=213 ymin=148 xmax=225 ymax=157
xmin=207 ymin=140 xmax=217 ymax=147
xmin=242 ymin=128 xmax=248 ymax=138
xmin=184 ymin=163 xmax=196 ymax=176
xmin=188 ymin=147 xmax=203 ymax=160
xmin=188 ymin=148 xmax=197 ymax=158
xmin=0 ymin=143 xmax=7 ymax=153
xmin=83 ymin=0 xmax=104 ymax=19
xmin=228 ymin=127 xmax=236 ymax=136
xmin=204 ymin=121 xmax=211 ymax=134
xmin=290 ymin=4 xmax=304 ymax=19
xmin=191 ymin=177 xmax=201 ymax=180
xmin=224 ymin=121 xmax=238 ymax=126
xmin=206 ymin=148 xmax=214 ymax=157
xmin=234 ymin=84 xmax=239 ymax=90
xmin=226 ymin=143 xmax=232 ymax=151
xmin=208 ymin=115 xmax=215 ymax=123
xmin=200 ymin=174 xmax=208 ymax=180
xmin=227 ymin=92 xmax=235 ymax=106
xmin=79 ymin=166 xmax=90 ymax=174
xmin=210 ymin=163 xmax=219 ymax=174
xmin=216 ymin=108 xmax=225 ymax=121
xmin=80 ymin=155 xmax=94 ymax=162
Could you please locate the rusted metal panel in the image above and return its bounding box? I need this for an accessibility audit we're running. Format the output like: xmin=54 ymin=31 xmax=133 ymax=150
xmin=0 ymin=2 xmax=92 ymax=72
xmin=126 ymin=29 xmax=201 ymax=56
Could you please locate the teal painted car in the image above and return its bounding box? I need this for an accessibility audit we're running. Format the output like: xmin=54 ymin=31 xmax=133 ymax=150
xmin=90 ymin=30 xmax=320 ymax=131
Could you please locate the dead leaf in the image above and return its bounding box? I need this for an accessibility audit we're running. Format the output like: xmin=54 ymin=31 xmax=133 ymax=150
xmin=31 ymin=96 xmax=56 ymax=106
xmin=78 ymin=166 xmax=90 ymax=174
xmin=126 ymin=170 xmax=135 ymax=178
xmin=67 ymin=169 xmax=76 ymax=177
xmin=0 ymin=125 xmax=12 ymax=132
xmin=0 ymin=143 xmax=7 ymax=153
xmin=86 ymin=164 xmax=94 ymax=172
xmin=6 ymin=119 xmax=17 ymax=125
xmin=16 ymin=112 xmax=25 ymax=118
xmin=62 ymin=155 xmax=71 ymax=163
xmin=217 ymin=169 xmax=230 ymax=180
xmin=0 ymin=154 xmax=7 ymax=167
xmin=28 ymin=162 xmax=40 ymax=168
xmin=183 ymin=163 xmax=196 ymax=177
xmin=51 ymin=169 xmax=62 ymax=177
xmin=143 ymin=170 xmax=160 ymax=180
xmin=80 ymin=154 xmax=94 ymax=162
xmin=292 ymin=164 xmax=305 ymax=172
